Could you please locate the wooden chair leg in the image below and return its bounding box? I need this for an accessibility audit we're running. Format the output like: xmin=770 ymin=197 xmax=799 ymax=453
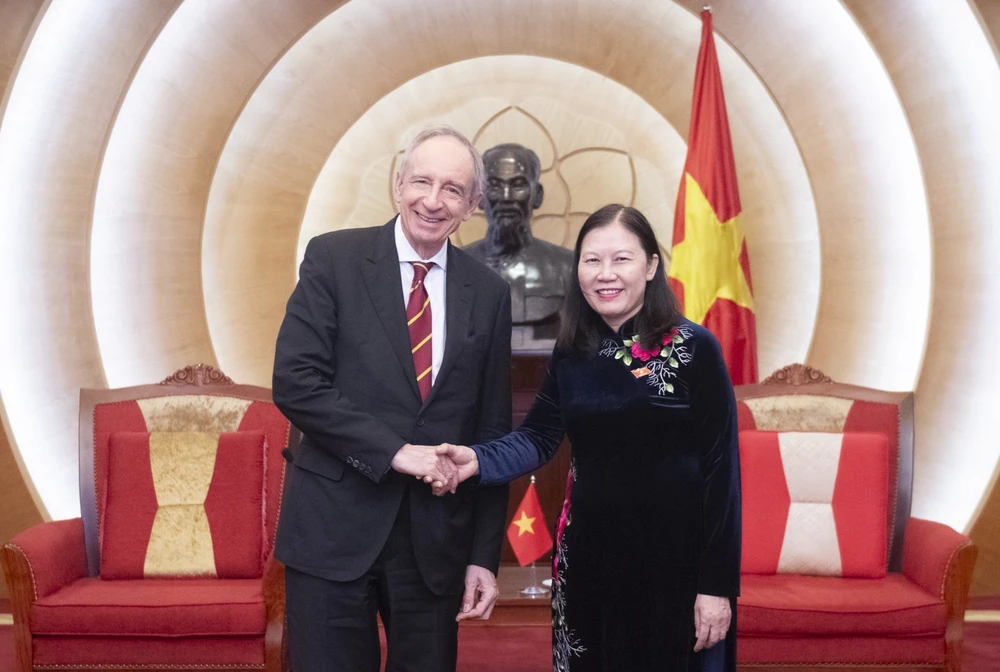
xmin=3 ymin=544 xmax=36 ymax=672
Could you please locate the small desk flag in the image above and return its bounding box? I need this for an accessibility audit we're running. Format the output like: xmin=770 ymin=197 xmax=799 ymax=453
xmin=506 ymin=481 xmax=553 ymax=566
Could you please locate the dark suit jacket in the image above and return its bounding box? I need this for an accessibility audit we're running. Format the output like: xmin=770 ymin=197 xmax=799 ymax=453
xmin=272 ymin=219 xmax=512 ymax=596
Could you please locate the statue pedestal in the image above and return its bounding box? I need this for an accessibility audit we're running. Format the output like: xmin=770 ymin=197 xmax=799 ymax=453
xmin=510 ymin=325 xmax=556 ymax=354
xmin=500 ymin=353 xmax=571 ymax=566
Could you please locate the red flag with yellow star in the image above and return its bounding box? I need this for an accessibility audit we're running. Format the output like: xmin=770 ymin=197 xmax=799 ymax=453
xmin=506 ymin=482 xmax=553 ymax=566
xmin=668 ymin=9 xmax=758 ymax=384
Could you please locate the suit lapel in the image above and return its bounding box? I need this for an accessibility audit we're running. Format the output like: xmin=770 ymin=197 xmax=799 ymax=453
xmin=424 ymin=244 xmax=472 ymax=408
xmin=360 ymin=221 xmax=421 ymax=402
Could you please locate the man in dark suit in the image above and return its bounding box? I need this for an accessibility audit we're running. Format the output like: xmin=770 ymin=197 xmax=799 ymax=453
xmin=272 ymin=127 xmax=512 ymax=671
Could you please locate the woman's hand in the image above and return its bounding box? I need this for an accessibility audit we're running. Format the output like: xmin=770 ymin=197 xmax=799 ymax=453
xmin=693 ymin=593 xmax=730 ymax=652
xmin=429 ymin=444 xmax=479 ymax=495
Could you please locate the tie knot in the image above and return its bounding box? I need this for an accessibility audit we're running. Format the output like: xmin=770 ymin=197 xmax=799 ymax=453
xmin=411 ymin=261 xmax=435 ymax=281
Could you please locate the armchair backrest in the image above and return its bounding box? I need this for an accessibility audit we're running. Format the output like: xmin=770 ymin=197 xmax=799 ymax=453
xmin=736 ymin=364 xmax=914 ymax=572
xmin=78 ymin=365 xmax=299 ymax=577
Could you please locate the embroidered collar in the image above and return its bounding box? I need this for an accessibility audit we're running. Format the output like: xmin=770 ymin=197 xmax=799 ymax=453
xmin=598 ymin=323 xmax=693 ymax=395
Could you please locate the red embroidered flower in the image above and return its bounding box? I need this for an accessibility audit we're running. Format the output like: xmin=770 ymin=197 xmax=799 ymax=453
xmin=630 ymin=341 xmax=659 ymax=362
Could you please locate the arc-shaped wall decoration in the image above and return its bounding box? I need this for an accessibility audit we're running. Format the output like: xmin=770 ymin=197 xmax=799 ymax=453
xmin=1 ymin=0 xmax=999 ymax=592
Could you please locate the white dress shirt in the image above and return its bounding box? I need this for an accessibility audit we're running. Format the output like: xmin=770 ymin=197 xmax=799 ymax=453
xmin=394 ymin=216 xmax=447 ymax=385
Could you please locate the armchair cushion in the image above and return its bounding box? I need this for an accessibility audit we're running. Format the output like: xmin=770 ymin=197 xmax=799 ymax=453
xmin=740 ymin=430 xmax=889 ymax=577
xmin=101 ymin=430 xmax=266 ymax=579
xmin=31 ymin=577 xmax=265 ymax=636
xmin=739 ymin=573 xmax=946 ymax=636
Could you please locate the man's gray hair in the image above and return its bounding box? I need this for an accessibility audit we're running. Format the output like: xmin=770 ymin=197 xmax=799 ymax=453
xmin=398 ymin=126 xmax=485 ymax=205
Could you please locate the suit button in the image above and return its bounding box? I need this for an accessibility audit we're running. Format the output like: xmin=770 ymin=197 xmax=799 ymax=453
xmin=416 ymin=418 xmax=425 ymax=427
xmin=346 ymin=455 xmax=353 ymax=462
xmin=365 ymin=466 xmax=372 ymax=474
xmin=353 ymin=459 xmax=360 ymax=468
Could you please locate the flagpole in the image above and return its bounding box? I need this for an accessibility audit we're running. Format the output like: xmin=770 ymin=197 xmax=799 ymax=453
xmin=519 ymin=475 xmax=550 ymax=597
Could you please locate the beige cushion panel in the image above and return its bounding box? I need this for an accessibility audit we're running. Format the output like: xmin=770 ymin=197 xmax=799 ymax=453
xmin=744 ymin=395 xmax=853 ymax=432
xmin=138 ymin=395 xmax=252 ymax=433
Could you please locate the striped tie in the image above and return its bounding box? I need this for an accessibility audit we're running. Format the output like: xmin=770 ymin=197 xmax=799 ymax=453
xmin=406 ymin=261 xmax=435 ymax=400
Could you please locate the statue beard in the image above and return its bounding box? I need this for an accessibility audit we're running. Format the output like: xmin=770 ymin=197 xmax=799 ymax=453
xmin=487 ymin=213 xmax=532 ymax=257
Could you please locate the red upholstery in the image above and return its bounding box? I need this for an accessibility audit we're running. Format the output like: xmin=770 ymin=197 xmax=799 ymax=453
xmin=734 ymin=370 xmax=975 ymax=671
xmin=739 ymin=636 xmax=944 ymax=666
xmin=0 ymin=372 xmax=294 ymax=672
xmin=6 ymin=519 xmax=87 ymax=600
xmin=903 ymin=517 xmax=973 ymax=598
xmin=739 ymin=574 xmax=945 ymax=636
xmin=101 ymin=430 xmax=266 ymax=579
xmin=33 ymin=636 xmax=263 ymax=666
xmin=739 ymin=430 xmax=889 ymax=578
xmin=31 ymin=577 xmax=265 ymax=636
xmin=92 ymin=398 xmax=290 ymax=556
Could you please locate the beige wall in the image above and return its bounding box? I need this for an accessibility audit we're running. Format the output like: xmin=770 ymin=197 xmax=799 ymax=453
xmin=1 ymin=0 xmax=1000 ymax=596
xmin=0 ymin=0 xmax=48 ymax=600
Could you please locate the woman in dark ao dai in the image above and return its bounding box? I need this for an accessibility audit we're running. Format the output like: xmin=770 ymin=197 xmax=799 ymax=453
xmin=445 ymin=204 xmax=741 ymax=672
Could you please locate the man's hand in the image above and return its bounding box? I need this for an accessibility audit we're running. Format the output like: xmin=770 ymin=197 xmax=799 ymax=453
xmin=430 ymin=444 xmax=479 ymax=496
xmin=390 ymin=444 xmax=458 ymax=493
xmin=693 ymin=593 xmax=731 ymax=651
xmin=455 ymin=565 xmax=498 ymax=621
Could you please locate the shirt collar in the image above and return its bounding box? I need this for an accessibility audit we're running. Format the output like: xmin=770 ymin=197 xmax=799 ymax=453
xmin=393 ymin=215 xmax=449 ymax=271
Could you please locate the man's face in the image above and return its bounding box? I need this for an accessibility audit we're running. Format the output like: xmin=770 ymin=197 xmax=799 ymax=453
xmin=394 ymin=135 xmax=478 ymax=259
xmin=481 ymin=151 xmax=541 ymax=235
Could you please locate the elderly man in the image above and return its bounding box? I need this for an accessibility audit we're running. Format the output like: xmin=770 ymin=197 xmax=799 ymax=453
xmin=272 ymin=127 xmax=512 ymax=672
xmin=465 ymin=143 xmax=574 ymax=343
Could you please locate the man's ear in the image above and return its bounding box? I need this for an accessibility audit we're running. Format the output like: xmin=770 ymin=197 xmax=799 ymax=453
xmin=532 ymin=183 xmax=544 ymax=210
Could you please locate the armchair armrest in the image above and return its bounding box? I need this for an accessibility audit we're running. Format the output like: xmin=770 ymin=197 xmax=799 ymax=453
xmin=3 ymin=518 xmax=88 ymax=601
xmin=263 ymin=553 xmax=288 ymax=672
xmin=902 ymin=517 xmax=977 ymax=672
xmin=2 ymin=518 xmax=88 ymax=672
xmin=902 ymin=517 xmax=974 ymax=598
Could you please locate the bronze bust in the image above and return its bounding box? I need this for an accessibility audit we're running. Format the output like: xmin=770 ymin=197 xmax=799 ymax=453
xmin=465 ymin=143 xmax=574 ymax=347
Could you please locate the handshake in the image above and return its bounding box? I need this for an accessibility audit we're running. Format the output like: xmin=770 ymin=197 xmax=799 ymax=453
xmin=390 ymin=443 xmax=480 ymax=495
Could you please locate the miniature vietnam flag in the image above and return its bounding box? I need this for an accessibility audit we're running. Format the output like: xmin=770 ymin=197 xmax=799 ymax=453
xmin=506 ymin=481 xmax=553 ymax=566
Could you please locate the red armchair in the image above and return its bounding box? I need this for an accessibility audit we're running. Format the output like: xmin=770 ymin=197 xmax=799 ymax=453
xmin=2 ymin=365 xmax=298 ymax=672
xmin=735 ymin=364 xmax=977 ymax=672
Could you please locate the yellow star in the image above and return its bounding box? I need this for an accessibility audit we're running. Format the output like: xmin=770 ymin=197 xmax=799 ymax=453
xmin=512 ymin=510 xmax=536 ymax=536
xmin=668 ymin=173 xmax=755 ymax=325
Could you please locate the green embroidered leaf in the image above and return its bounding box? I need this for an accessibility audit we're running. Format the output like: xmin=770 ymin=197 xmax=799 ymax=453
xmin=623 ymin=338 xmax=633 ymax=346
xmin=614 ymin=350 xmax=625 ymax=360
xmin=623 ymin=354 xmax=633 ymax=366
xmin=666 ymin=383 xmax=674 ymax=393
xmin=673 ymin=334 xmax=683 ymax=344
xmin=669 ymin=358 xmax=679 ymax=368
xmin=660 ymin=347 xmax=670 ymax=357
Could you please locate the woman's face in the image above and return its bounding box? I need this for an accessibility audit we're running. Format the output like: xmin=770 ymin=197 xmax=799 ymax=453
xmin=577 ymin=220 xmax=659 ymax=332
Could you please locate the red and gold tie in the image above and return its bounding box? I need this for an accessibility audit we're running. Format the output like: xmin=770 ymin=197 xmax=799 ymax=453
xmin=406 ymin=262 xmax=435 ymax=400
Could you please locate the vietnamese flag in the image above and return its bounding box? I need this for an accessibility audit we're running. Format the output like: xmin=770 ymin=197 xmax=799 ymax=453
xmin=506 ymin=482 xmax=553 ymax=566
xmin=667 ymin=9 xmax=758 ymax=385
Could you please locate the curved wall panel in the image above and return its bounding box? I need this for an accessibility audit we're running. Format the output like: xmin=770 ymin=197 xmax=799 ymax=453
xmin=0 ymin=0 xmax=181 ymax=520
xmin=842 ymin=0 xmax=1000 ymax=533
xmin=202 ymin=0 xmax=818 ymax=390
xmin=91 ymin=0 xmax=337 ymax=389
xmin=0 ymin=0 xmax=997 ymax=580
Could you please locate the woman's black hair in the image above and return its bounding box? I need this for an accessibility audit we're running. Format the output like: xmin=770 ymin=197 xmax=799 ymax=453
xmin=555 ymin=204 xmax=681 ymax=355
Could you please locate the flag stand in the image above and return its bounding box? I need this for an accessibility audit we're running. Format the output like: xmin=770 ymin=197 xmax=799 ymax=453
xmin=519 ymin=560 xmax=549 ymax=597
xmin=518 ymin=475 xmax=550 ymax=597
